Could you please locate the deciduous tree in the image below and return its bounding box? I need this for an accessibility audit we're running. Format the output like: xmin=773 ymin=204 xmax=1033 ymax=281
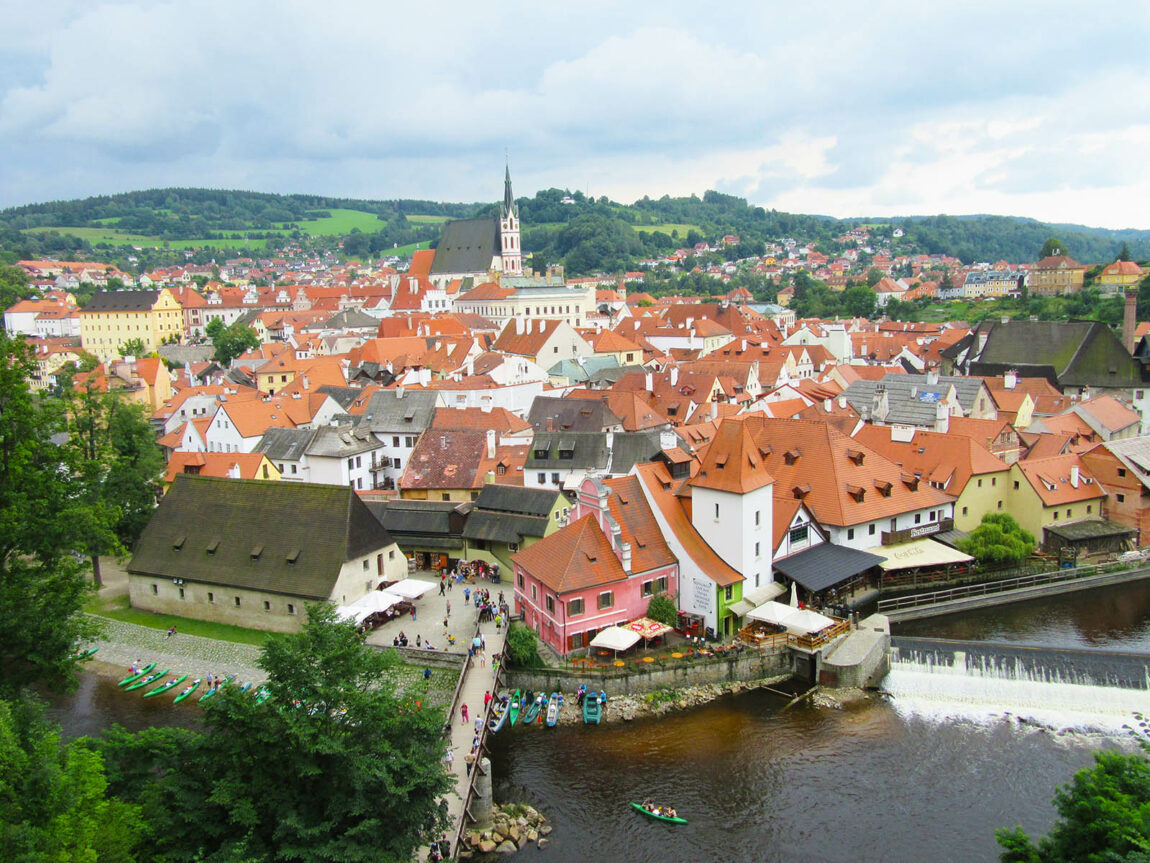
xmin=959 ymin=512 xmax=1036 ymax=565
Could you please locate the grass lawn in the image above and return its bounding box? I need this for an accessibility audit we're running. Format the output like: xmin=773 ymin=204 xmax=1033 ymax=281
xmin=89 ymin=595 xmax=270 ymax=646
xmin=380 ymin=240 xmax=432 ymax=258
xmin=633 ymin=222 xmax=701 ymax=238
xmin=405 ymin=214 xmax=450 ymax=225
xmin=289 ymin=208 xmax=387 ymax=235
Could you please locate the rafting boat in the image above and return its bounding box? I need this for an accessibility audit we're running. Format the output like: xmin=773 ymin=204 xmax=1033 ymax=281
xmin=172 ymin=679 xmax=202 ymax=704
xmin=488 ymin=692 xmax=510 ymax=732
xmin=118 ymin=662 xmax=156 ymax=687
xmin=124 ymin=668 xmax=168 ymax=692
xmin=199 ymin=675 xmax=235 ymax=703
xmin=143 ymin=674 xmax=188 ymax=698
xmin=582 ymin=692 xmax=602 ymax=724
xmin=508 ymin=689 xmax=522 ymax=727
xmin=545 ymin=692 xmax=562 ymax=727
xmin=73 ymin=646 xmax=98 ymax=659
xmin=630 ymin=802 xmax=687 ymax=824
xmin=522 ymin=694 xmax=544 ymax=725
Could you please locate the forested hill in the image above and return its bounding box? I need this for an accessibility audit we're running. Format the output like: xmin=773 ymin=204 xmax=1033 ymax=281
xmin=1 ymin=186 xmax=1147 ymax=273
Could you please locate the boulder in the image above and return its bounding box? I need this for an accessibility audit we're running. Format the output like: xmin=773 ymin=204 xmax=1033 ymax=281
xmin=538 ymin=838 xmax=549 ymax=848
xmin=540 ymin=825 xmax=553 ymax=836
xmin=478 ymin=839 xmax=496 ymax=854
xmin=508 ymin=826 xmax=520 ymax=843
xmin=496 ymin=840 xmax=518 ymax=854
xmin=527 ymin=829 xmax=538 ymax=843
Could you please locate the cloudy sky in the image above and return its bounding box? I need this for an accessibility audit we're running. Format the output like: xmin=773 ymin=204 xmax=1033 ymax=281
xmin=2 ymin=1 xmax=1149 ymax=228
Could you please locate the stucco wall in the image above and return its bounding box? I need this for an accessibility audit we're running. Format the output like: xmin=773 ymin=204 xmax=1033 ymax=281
xmin=129 ymin=574 xmax=311 ymax=632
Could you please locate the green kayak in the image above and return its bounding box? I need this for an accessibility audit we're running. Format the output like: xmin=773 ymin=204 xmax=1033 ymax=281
xmin=199 ymin=676 xmax=234 ymax=703
xmin=509 ymin=689 xmax=522 ymax=727
xmin=118 ymin=662 xmax=156 ymax=687
xmin=143 ymin=674 xmax=188 ymax=698
xmin=125 ymin=668 xmax=168 ymax=692
xmin=630 ymin=802 xmax=687 ymax=824
xmin=172 ymin=678 xmax=202 ymax=704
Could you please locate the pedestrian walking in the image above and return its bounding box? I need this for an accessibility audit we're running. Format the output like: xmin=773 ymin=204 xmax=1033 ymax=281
xmin=446 ymin=600 xmax=451 ymax=616
xmin=439 ymin=581 xmax=445 ymax=596
xmin=410 ymin=606 xmax=417 ymax=621
xmin=460 ymin=703 xmax=469 ymax=725
xmin=443 ymin=748 xmax=454 ymax=767
xmin=165 ymin=625 xmax=177 ymax=639
xmin=484 ymin=690 xmax=492 ymax=710
xmin=442 ymin=616 xmax=449 ymax=636
xmin=474 ymin=715 xmax=483 ymax=734
xmin=464 ymin=587 xmax=470 ymax=603
xmin=480 ymin=633 xmax=487 ymax=651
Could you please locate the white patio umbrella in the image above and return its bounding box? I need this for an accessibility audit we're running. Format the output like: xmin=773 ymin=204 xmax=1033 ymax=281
xmin=789 ymin=581 xmax=799 ymax=607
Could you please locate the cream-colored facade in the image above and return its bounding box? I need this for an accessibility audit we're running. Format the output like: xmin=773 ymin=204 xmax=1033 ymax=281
xmin=1006 ymin=463 xmax=1107 ymax=540
xmin=951 ymin=469 xmax=1012 ymax=532
xmin=128 ymin=545 xmax=407 ymax=633
xmin=80 ymin=288 xmax=183 ymax=362
xmin=453 ymin=283 xmax=595 ymax=329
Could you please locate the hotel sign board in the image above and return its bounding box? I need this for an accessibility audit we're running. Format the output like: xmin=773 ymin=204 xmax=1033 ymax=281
xmin=882 ymin=518 xmax=954 ymax=546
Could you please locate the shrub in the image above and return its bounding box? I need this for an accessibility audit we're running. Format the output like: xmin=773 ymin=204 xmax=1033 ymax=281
xmin=505 ymin=622 xmax=545 ymax=668
xmin=646 ymin=593 xmax=678 ymax=627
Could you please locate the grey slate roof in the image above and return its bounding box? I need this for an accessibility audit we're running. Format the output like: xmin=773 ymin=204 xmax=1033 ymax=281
xmin=305 ymin=425 xmax=382 ymax=457
xmin=462 ymin=512 xmax=549 ymax=543
xmin=547 ymin=355 xmax=621 ymax=383
xmin=473 ymin=484 xmax=561 ymax=518
xmin=528 ymin=396 xmax=623 ymax=432
xmin=128 ymin=475 xmax=396 ymax=599
xmin=961 ymin=320 xmax=1146 ymax=388
xmin=429 ymin=216 xmax=500 ymax=276
xmin=317 ymin=308 xmax=380 ymax=330
xmin=842 ymin=373 xmax=986 ymax=426
xmin=255 ymin=427 xmax=314 ymax=461
xmin=85 ymin=289 xmax=160 ymax=312
xmin=772 ymin=542 xmax=885 ymax=592
xmin=356 ymin=389 xmax=439 ymax=434
xmin=364 ymin=500 xmax=470 ymax=552
xmin=526 ymin=430 xmax=663 ymax=474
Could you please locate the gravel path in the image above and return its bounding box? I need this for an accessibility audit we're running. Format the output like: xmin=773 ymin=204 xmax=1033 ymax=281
xmin=89 ymin=616 xmax=266 ymax=685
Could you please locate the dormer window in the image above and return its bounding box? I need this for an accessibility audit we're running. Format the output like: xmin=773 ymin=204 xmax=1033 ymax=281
xmin=784 ymin=449 xmax=800 ymax=465
xmin=792 ymin=484 xmax=811 ymax=499
xmin=902 ymin=473 xmax=920 ymax=491
xmin=846 ymin=448 xmax=865 ymax=465
xmin=172 ymin=535 xmax=186 ymax=551
xmin=250 ymin=545 xmax=263 ymax=561
xmin=206 ymin=539 xmax=219 ymax=554
xmin=286 ymin=548 xmax=300 ymax=565
xmin=874 ymin=479 xmax=892 ymax=497
xmin=847 ymin=484 xmax=865 ymax=502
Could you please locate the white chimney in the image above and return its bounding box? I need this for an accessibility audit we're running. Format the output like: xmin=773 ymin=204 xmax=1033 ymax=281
xmin=838 ymin=395 xmax=847 ymax=409
xmin=516 ymin=317 xmax=525 ymax=335
xmin=710 ymin=401 xmax=718 ymax=420
xmin=1004 ymin=369 xmax=1017 ymax=390
xmin=934 ymin=400 xmax=949 ymax=434
xmin=926 ymin=370 xmax=939 ymax=386
xmin=644 ymin=372 xmax=653 ymax=391
xmin=620 ymin=540 xmax=632 ymax=574
xmin=670 ymin=366 xmax=679 ymax=386
xmin=396 ymin=386 xmax=405 ymax=399
xmin=486 ymin=429 xmax=496 ymax=459
xmin=824 ymin=398 xmax=832 ymax=413
xmin=1070 ymin=464 xmax=1080 ymax=488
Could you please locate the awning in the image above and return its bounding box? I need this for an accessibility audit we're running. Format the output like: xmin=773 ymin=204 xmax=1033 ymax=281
xmin=747 ymin=601 xmax=835 ymax=635
xmin=336 ymin=590 xmax=404 ymax=624
xmin=589 ymin=626 xmax=641 ymax=652
xmin=386 ymin=578 xmax=437 ymax=599
xmin=773 ymin=543 xmax=886 ymax=592
xmin=624 ymin=617 xmax=672 ymax=639
xmin=878 ymin=538 xmax=974 ymax=571
xmin=729 ymin=581 xmax=787 ymax=617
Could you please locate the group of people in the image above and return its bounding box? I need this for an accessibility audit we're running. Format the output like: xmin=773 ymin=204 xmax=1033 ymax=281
xmin=576 ymin=685 xmax=607 ymax=708
xmin=426 ymin=834 xmax=450 ymax=861
xmin=450 ymin=559 xmax=499 ymax=584
xmin=391 ymin=631 xmax=410 ymax=647
xmin=641 ymin=799 xmax=677 ymax=819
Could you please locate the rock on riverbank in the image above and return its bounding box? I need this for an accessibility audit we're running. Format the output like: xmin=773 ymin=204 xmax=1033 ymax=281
xmin=459 ymin=803 xmax=550 ymax=857
xmin=542 ymin=674 xmax=793 ymax=725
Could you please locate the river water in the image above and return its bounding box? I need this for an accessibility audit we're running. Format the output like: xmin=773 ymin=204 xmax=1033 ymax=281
xmin=50 ymin=581 xmax=1150 ymax=863
xmin=485 ymin=580 xmax=1150 ymax=863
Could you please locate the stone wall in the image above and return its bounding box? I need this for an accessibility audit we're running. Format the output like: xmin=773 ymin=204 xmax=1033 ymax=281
xmin=506 ymin=646 xmax=793 ymax=696
xmin=819 ymin=615 xmax=890 ymax=689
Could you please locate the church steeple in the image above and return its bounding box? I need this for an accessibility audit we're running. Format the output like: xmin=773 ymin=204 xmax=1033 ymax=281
xmin=499 ymin=159 xmax=522 ymax=276
xmin=502 ymin=162 xmax=516 ymax=219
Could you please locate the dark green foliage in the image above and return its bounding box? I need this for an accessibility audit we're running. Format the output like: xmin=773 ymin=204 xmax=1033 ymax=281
xmin=1041 ymin=236 xmax=1068 ymax=258
xmin=0 ymin=332 xmax=103 ymax=693
xmin=645 ymin=593 xmax=679 ymax=628
xmin=205 ymin=317 xmax=262 ymax=365
xmin=0 ymin=696 xmax=143 ymax=861
xmin=506 ymin=621 xmax=545 ymax=668
xmin=118 ymin=337 xmax=147 ymax=357
xmin=998 ymin=749 xmax=1150 ymax=863
xmin=959 ymin=513 xmax=1036 ymax=565
xmin=0 ymin=264 xmax=29 ymax=309
xmin=99 ymin=604 xmax=452 ymax=863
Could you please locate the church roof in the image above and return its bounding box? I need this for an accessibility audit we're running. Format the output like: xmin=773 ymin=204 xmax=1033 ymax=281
xmin=429 ymin=217 xmax=500 ymax=276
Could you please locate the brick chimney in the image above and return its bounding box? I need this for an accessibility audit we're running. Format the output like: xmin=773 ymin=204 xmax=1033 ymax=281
xmin=1124 ymin=288 xmax=1138 ymax=354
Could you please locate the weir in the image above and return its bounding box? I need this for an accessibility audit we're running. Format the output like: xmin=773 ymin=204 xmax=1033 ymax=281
xmin=884 ymin=636 xmax=1150 ymax=729
xmin=891 ymin=636 xmax=1150 ymax=690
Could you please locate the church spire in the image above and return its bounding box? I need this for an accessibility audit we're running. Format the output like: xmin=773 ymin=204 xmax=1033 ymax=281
xmin=503 ymin=159 xmax=515 ymax=218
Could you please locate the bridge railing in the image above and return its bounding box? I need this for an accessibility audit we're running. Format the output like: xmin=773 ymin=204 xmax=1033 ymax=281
xmin=876 ymin=560 xmax=1143 ymax=613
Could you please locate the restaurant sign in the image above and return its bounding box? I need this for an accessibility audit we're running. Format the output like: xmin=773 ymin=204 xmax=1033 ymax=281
xmin=882 ymin=518 xmax=954 ymax=546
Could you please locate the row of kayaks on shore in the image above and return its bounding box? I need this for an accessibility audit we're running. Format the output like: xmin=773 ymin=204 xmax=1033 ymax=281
xmin=117 ymin=663 xmax=266 ymax=705
xmin=488 ymin=690 xmax=563 ymax=732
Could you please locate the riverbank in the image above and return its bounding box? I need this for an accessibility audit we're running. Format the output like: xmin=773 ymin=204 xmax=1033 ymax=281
xmin=507 ymin=674 xmax=795 ymax=726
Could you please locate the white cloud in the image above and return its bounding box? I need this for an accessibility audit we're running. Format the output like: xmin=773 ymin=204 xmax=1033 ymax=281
xmin=0 ymin=1 xmax=1149 ymax=228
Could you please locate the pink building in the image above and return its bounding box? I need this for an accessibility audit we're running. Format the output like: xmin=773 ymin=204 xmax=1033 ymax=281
xmin=511 ymin=474 xmax=678 ymax=655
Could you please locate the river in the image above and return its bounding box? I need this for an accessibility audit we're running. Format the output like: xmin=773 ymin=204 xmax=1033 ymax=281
xmin=49 ymin=583 xmax=1150 ymax=863
xmin=484 ymin=581 xmax=1150 ymax=863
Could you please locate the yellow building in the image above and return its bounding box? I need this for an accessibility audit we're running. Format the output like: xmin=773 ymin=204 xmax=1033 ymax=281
xmin=1007 ymin=454 xmax=1107 ymax=541
xmin=1098 ymin=260 xmax=1144 ymax=293
xmin=80 ymin=288 xmax=183 ymax=362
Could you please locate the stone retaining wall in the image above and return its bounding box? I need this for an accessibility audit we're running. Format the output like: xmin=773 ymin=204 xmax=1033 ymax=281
xmin=506 ymin=646 xmax=792 ymax=696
